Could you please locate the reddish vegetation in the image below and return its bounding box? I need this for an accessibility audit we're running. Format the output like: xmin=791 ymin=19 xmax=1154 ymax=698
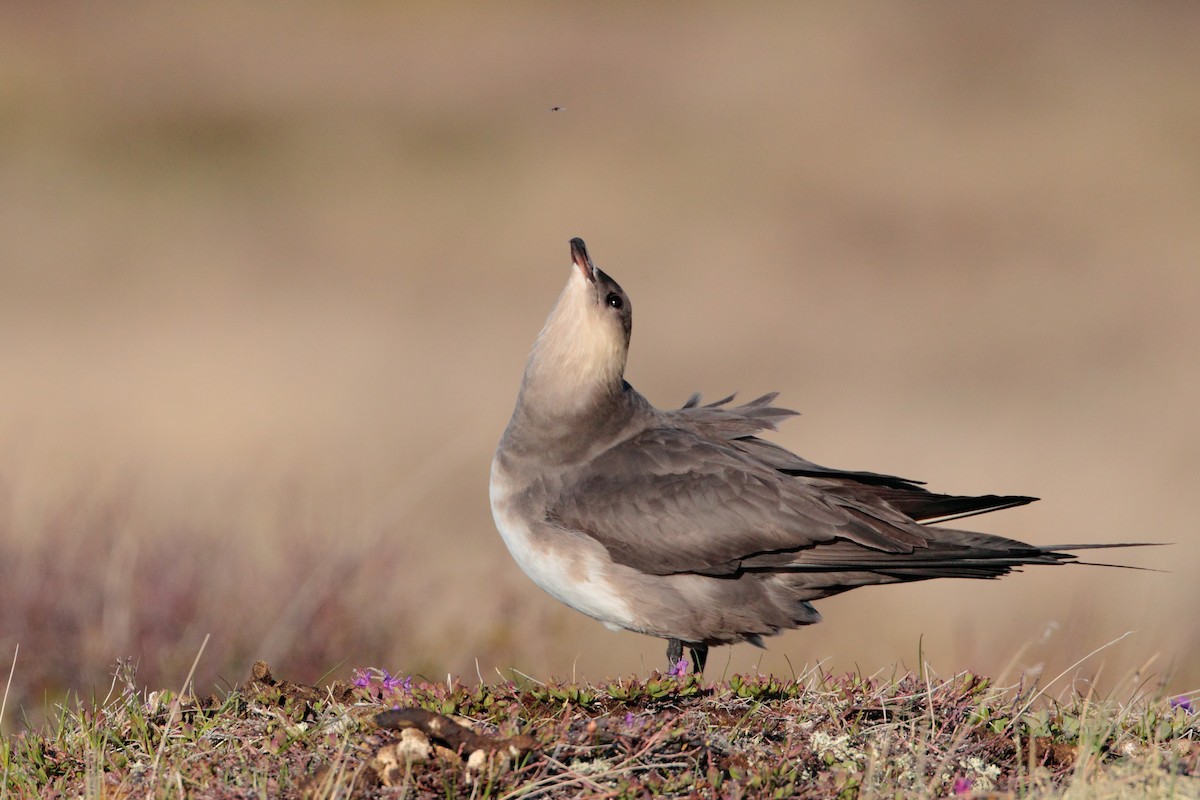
xmin=6 ymin=660 xmax=1197 ymax=798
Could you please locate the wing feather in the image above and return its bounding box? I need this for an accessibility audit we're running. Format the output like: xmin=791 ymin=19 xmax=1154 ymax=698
xmin=549 ymin=425 xmax=933 ymax=576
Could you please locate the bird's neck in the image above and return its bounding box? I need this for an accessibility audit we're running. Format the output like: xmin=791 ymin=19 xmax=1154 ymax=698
xmin=502 ymin=278 xmax=639 ymax=463
xmin=528 ymin=284 xmax=626 ymax=394
xmin=507 ymin=368 xmax=633 ymax=453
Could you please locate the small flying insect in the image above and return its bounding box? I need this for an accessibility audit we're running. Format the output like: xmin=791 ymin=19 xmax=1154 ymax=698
xmin=549 ymin=105 xmax=565 ymax=112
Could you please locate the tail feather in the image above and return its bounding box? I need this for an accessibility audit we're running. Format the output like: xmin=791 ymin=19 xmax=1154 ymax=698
xmin=741 ymin=540 xmax=1161 ymax=580
xmin=1034 ymin=542 xmax=1168 ymax=551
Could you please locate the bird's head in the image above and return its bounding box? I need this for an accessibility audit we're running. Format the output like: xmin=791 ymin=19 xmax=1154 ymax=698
xmin=523 ymin=238 xmax=633 ymax=416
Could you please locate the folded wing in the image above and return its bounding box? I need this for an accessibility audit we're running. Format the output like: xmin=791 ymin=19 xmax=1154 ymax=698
xmin=548 ymin=393 xmax=1046 ymax=579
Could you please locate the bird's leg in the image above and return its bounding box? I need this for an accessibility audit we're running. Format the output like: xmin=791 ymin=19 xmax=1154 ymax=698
xmin=666 ymin=638 xmax=684 ymax=671
xmin=688 ymin=643 xmax=708 ymax=675
xmin=666 ymin=639 xmax=708 ymax=675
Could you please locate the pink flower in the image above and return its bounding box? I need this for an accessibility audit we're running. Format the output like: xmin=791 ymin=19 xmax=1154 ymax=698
xmin=382 ymin=670 xmax=412 ymax=694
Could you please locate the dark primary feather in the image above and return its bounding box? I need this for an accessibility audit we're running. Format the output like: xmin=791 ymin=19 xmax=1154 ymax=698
xmin=673 ymin=394 xmax=1036 ymax=522
xmin=548 ymin=392 xmax=1120 ymax=587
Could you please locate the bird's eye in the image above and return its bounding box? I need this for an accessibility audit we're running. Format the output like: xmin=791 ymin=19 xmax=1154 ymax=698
xmin=606 ymin=293 xmax=623 ymax=309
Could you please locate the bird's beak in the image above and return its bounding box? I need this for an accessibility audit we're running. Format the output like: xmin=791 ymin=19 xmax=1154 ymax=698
xmin=569 ymin=237 xmax=597 ymax=284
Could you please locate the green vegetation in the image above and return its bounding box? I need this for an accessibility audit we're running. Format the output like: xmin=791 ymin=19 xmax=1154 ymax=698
xmin=3 ymin=659 xmax=1196 ymax=798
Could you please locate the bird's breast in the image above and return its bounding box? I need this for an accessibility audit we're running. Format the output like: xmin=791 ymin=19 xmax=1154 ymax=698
xmin=489 ymin=455 xmax=638 ymax=632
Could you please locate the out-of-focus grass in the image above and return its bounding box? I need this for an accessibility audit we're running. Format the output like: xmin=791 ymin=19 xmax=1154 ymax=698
xmin=1 ymin=3 xmax=1198 ymax=729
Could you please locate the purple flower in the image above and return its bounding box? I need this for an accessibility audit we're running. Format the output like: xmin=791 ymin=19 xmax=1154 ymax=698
xmin=952 ymin=776 xmax=973 ymax=795
xmin=352 ymin=667 xmax=412 ymax=695
xmin=668 ymin=659 xmax=689 ymax=678
xmin=1170 ymin=696 xmax=1194 ymax=713
xmin=382 ymin=671 xmax=413 ymax=694
xmin=623 ymin=711 xmax=636 ymax=726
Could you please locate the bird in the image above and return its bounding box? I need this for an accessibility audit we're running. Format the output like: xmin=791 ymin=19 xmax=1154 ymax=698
xmin=490 ymin=237 xmax=1151 ymax=675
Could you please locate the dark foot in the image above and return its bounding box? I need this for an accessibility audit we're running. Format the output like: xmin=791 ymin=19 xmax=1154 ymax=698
xmin=666 ymin=638 xmax=683 ymax=669
xmin=688 ymin=643 xmax=709 ymax=675
xmin=665 ymin=639 xmax=709 ymax=675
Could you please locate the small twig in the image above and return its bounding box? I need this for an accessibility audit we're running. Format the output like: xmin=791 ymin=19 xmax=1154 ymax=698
xmin=539 ymin=753 xmax=607 ymax=792
xmin=502 ymin=759 xmax=695 ymax=800
xmin=1 ymin=643 xmax=17 ymax=800
xmin=151 ymin=633 xmax=210 ymax=776
xmin=1004 ymin=630 xmax=1135 ymax=734
xmin=507 ymin=668 xmax=546 ymax=687
xmin=0 ymin=644 xmax=16 ymax=733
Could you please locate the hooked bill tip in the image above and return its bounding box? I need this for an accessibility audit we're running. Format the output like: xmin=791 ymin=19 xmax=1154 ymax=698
xmin=569 ymin=238 xmax=595 ymax=282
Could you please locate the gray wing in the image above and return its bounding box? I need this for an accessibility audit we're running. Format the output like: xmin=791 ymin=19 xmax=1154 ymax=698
xmin=548 ymin=425 xmax=933 ymax=577
xmin=674 ymin=393 xmax=1036 ymax=524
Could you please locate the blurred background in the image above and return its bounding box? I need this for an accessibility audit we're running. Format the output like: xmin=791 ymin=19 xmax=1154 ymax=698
xmin=1 ymin=3 xmax=1197 ymax=730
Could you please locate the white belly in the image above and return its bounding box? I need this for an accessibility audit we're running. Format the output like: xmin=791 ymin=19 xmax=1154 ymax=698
xmin=489 ymin=464 xmax=637 ymax=632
